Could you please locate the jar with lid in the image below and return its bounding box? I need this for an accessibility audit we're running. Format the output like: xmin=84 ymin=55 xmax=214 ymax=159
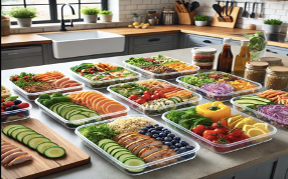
xmin=244 ymin=61 xmax=269 ymax=83
xmin=259 ymin=57 xmax=284 ymax=66
xmin=191 ymin=47 xmax=217 ymax=71
xmin=265 ymin=66 xmax=288 ymax=90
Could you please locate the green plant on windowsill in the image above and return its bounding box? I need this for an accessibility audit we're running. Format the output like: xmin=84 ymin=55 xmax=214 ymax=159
xmin=100 ymin=10 xmax=113 ymax=15
xmin=264 ymin=19 xmax=282 ymax=25
xmin=81 ymin=6 xmax=100 ymax=15
xmin=193 ymin=15 xmax=209 ymax=21
xmin=8 ymin=7 xmax=37 ymax=18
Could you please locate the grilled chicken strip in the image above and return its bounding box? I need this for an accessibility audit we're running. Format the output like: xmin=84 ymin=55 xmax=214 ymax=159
xmin=121 ymin=135 xmax=150 ymax=147
xmin=138 ymin=145 xmax=169 ymax=159
xmin=126 ymin=138 xmax=155 ymax=151
xmin=117 ymin=134 xmax=143 ymax=145
xmin=7 ymin=154 xmax=32 ymax=167
xmin=1 ymin=152 xmax=28 ymax=165
xmin=1 ymin=145 xmax=14 ymax=150
xmin=132 ymin=141 xmax=163 ymax=156
xmin=1 ymin=148 xmax=22 ymax=160
xmin=113 ymin=132 xmax=138 ymax=142
xmin=1 ymin=146 xmax=17 ymax=155
xmin=143 ymin=149 xmax=177 ymax=165
xmin=1 ymin=142 xmax=11 ymax=146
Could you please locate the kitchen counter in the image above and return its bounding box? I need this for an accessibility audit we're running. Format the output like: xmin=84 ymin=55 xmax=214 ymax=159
xmin=1 ymin=47 xmax=288 ymax=179
xmin=2 ymin=25 xmax=288 ymax=48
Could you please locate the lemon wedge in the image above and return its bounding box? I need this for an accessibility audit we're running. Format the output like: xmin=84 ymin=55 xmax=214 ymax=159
xmin=228 ymin=116 xmax=243 ymax=128
xmin=242 ymin=117 xmax=256 ymax=125
xmin=133 ymin=22 xmax=139 ymax=26
xmin=253 ymin=123 xmax=269 ymax=133
xmin=242 ymin=125 xmax=255 ymax=134
xmin=247 ymin=128 xmax=266 ymax=138
xmin=234 ymin=121 xmax=245 ymax=129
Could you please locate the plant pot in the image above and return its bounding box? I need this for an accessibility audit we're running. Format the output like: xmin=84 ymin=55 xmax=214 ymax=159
xmin=83 ymin=15 xmax=98 ymax=23
xmin=100 ymin=14 xmax=113 ymax=22
xmin=194 ymin=21 xmax=208 ymax=26
xmin=1 ymin=19 xmax=10 ymax=36
xmin=263 ymin=24 xmax=281 ymax=33
xmin=16 ymin=18 xmax=32 ymax=27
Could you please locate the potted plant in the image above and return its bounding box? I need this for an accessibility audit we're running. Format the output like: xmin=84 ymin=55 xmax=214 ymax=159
xmin=8 ymin=7 xmax=37 ymax=27
xmin=100 ymin=10 xmax=113 ymax=22
xmin=81 ymin=6 xmax=100 ymax=23
xmin=193 ymin=15 xmax=209 ymax=26
xmin=263 ymin=19 xmax=282 ymax=33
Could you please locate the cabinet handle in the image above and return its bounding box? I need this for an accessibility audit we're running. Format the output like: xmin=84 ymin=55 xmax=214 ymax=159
xmin=203 ymin=40 xmax=212 ymax=43
xmin=148 ymin=38 xmax=160 ymax=42
xmin=286 ymin=54 xmax=288 ymax=56
xmin=8 ymin=52 xmax=18 ymax=55
xmin=266 ymin=49 xmax=278 ymax=54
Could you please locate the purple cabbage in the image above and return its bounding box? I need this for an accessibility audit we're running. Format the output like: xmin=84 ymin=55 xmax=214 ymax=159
xmin=258 ymin=105 xmax=288 ymax=125
xmin=200 ymin=82 xmax=234 ymax=94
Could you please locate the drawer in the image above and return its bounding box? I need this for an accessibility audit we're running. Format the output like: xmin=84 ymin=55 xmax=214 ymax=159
xmin=1 ymin=45 xmax=42 ymax=59
xmin=1 ymin=56 xmax=44 ymax=70
xmin=188 ymin=43 xmax=205 ymax=48
xmin=188 ymin=34 xmax=222 ymax=46
xmin=132 ymin=43 xmax=174 ymax=54
xmin=133 ymin=35 xmax=174 ymax=46
xmin=266 ymin=46 xmax=288 ymax=56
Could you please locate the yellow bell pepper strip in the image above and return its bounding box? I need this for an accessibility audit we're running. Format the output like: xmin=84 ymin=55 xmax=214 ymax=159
xmin=196 ymin=101 xmax=231 ymax=122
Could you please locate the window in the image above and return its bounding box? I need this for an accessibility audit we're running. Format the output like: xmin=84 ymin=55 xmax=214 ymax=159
xmin=1 ymin=0 xmax=108 ymax=24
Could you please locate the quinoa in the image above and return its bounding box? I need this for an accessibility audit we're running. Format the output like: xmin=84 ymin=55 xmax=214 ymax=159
xmin=21 ymin=82 xmax=59 ymax=93
xmin=108 ymin=117 xmax=155 ymax=133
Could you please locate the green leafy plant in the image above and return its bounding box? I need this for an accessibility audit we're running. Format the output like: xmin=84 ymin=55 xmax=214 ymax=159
xmin=8 ymin=7 xmax=37 ymax=18
xmin=193 ymin=15 xmax=209 ymax=21
xmin=100 ymin=10 xmax=112 ymax=15
xmin=81 ymin=6 xmax=100 ymax=15
xmin=264 ymin=19 xmax=282 ymax=25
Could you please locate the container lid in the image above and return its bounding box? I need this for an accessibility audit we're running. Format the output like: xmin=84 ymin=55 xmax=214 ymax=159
xmin=223 ymin=38 xmax=232 ymax=43
xmin=246 ymin=61 xmax=269 ymax=69
xmin=191 ymin=47 xmax=217 ymax=54
xmin=259 ymin=57 xmax=282 ymax=63
xmin=267 ymin=66 xmax=288 ymax=74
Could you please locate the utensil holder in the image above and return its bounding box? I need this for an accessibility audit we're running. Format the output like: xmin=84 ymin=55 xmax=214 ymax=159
xmin=176 ymin=11 xmax=195 ymax=25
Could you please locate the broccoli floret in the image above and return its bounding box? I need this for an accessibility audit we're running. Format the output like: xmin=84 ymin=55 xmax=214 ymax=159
xmin=38 ymin=94 xmax=51 ymax=100
xmin=43 ymin=99 xmax=53 ymax=108
xmin=51 ymin=97 xmax=71 ymax=104
xmin=51 ymin=92 xmax=63 ymax=97
xmin=166 ymin=110 xmax=186 ymax=124
xmin=38 ymin=99 xmax=45 ymax=104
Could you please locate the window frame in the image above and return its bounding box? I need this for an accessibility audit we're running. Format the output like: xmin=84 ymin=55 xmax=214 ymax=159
xmin=1 ymin=0 xmax=108 ymax=25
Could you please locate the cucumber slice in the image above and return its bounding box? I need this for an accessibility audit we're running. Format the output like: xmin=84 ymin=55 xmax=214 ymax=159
xmin=124 ymin=158 xmax=145 ymax=173
xmin=69 ymin=114 xmax=87 ymax=121
xmin=36 ymin=142 xmax=59 ymax=154
xmin=16 ymin=130 xmax=35 ymax=142
xmin=118 ymin=154 xmax=137 ymax=163
xmin=100 ymin=141 xmax=116 ymax=149
xmin=2 ymin=124 xmax=24 ymax=136
xmin=98 ymin=139 xmax=115 ymax=147
xmin=111 ymin=149 xmax=128 ymax=156
xmin=27 ymin=137 xmax=51 ymax=149
xmin=123 ymin=156 xmax=141 ymax=163
xmin=89 ymin=113 xmax=99 ymax=118
xmin=22 ymin=134 xmax=44 ymax=145
xmin=7 ymin=126 xmax=28 ymax=137
xmin=107 ymin=146 xmax=124 ymax=154
xmin=43 ymin=146 xmax=66 ymax=158
xmin=115 ymin=151 xmax=132 ymax=160
xmin=11 ymin=128 xmax=31 ymax=139
xmin=60 ymin=107 xmax=80 ymax=117
xmin=103 ymin=143 xmax=119 ymax=152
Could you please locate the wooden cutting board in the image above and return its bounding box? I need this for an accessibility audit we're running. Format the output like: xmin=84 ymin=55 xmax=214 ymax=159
xmin=1 ymin=118 xmax=90 ymax=179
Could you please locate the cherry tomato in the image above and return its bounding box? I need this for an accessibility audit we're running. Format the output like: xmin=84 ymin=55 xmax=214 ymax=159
xmin=225 ymin=135 xmax=238 ymax=143
xmin=128 ymin=94 xmax=139 ymax=100
xmin=150 ymin=94 xmax=159 ymax=100
xmin=143 ymin=91 xmax=153 ymax=95
xmin=203 ymin=130 xmax=217 ymax=141
xmin=211 ymin=121 xmax=228 ymax=130
xmin=214 ymin=128 xmax=227 ymax=135
xmin=216 ymin=133 xmax=226 ymax=140
xmin=141 ymin=94 xmax=151 ymax=101
xmin=136 ymin=99 xmax=146 ymax=104
xmin=80 ymin=72 xmax=84 ymax=75
xmin=191 ymin=125 xmax=206 ymax=136
xmin=156 ymin=92 xmax=165 ymax=98
xmin=228 ymin=128 xmax=243 ymax=137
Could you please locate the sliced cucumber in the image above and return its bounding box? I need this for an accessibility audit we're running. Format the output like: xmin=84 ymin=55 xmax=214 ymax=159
xmin=123 ymin=156 xmax=141 ymax=163
xmin=7 ymin=126 xmax=28 ymax=137
xmin=118 ymin=154 xmax=137 ymax=163
xmin=124 ymin=158 xmax=145 ymax=173
xmin=100 ymin=141 xmax=116 ymax=149
xmin=97 ymin=139 xmax=115 ymax=147
xmin=103 ymin=143 xmax=119 ymax=152
xmin=107 ymin=146 xmax=124 ymax=154
xmin=36 ymin=141 xmax=59 ymax=154
xmin=11 ymin=128 xmax=32 ymax=139
xmin=16 ymin=130 xmax=35 ymax=142
xmin=43 ymin=146 xmax=66 ymax=158
xmin=89 ymin=113 xmax=99 ymax=118
xmin=111 ymin=149 xmax=128 ymax=157
xmin=69 ymin=114 xmax=87 ymax=121
xmin=115 ymin=151 xmax=132 ymax=160
xmin=27 ymin=137 xmax=51 ymax=149
xmin=22 ymin=134 xmax=44 ymax=145
xmin=2 ymin=124 xmax=24 ymax=136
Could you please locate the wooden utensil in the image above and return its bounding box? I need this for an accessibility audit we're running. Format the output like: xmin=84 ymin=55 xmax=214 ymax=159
xmin=223 ymin=1 xmax=232 ymax=22
xmin=250 ymin=2 xmax=256 ymax=18
xmin=174 ymin=2 xmax=182 ymax=13
xmin=242 ymin=2 xmax=248 ymax=17
xmin=212 ymin=4 xmax=225 ymax=22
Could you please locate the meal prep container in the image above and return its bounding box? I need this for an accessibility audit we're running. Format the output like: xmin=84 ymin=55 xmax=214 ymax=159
xmin=176 ymin=71 xmax=262 ymax=102
xmin=70 ymin=63 xmax=142 ymax=89
xmin=1 ymin=84 xmax=11 ymax=99
xmin=162 ymin=107 xmax=277 ymax=154
xmin=75 ymin=115 xmax=200 ymax=175
xmin=1 ymin=97 xmax=32 ymax=123
xmin=191 ymin=47 xmax=217 ymax=71
xmin=231 ymin=95 xmax=288 ymax=130
xmin=107 ymin=79 xmax=202 ymax=116
xmin=123 ymin=56 xmax=200 ymax=80
xmin=10 ymin=78 xmax=84 ymax=101
xmin=35 ymin=90 xmax=130 ymax=129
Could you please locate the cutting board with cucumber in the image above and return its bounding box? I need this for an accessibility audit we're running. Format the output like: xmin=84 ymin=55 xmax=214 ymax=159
xmin=1 ymin=118 xmax=90 ymax=179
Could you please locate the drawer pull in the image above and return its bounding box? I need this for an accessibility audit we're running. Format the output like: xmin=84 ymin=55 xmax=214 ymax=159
xmin=266 ymin=49 xmax=277 ymax=54
xmin=148 ymin=38 xmax=160 ymax=42
xmin=8 ymin=52 xmax=18 ymax=55
xmin=203 ymin=40 xmax=212 ymax=43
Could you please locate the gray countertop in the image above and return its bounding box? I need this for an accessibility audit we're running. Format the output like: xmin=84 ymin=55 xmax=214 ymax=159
xmin=1 ymin=47 xmax=288 ymax=179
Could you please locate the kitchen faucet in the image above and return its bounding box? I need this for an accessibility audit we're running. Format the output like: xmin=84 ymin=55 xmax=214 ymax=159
xmin=60 ymin=3 xmax=75 ymax=31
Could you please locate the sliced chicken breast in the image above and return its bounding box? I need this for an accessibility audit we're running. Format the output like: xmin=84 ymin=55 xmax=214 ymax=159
xmin=1 ymin=148 xmax=22 ymax=160
xmin=132 ymin=141 xmax=163 ymax=156
xmin=113 ymin=132 xmax=137 ymax=142
xmin=117 ymin=134 xmax=143 ymax=145
xmin=7 ymin=154 xmax=32 ymax=167
xmin=1 ymin=152 xmax=27 ymax=165
xmin=1 ymin=142 xmax=11 ymax=146
xmin=55 ymin=77 xmax=69 ymax=87
xmin=143 ymin=149 xmax=177 ymax=165
xmin=1 ymin=145 xmax=14 ymax=150
xmin=139 ymin=145 xmax=169 ymax=159
xmin=121 ymin=135 xmax=150 ymax=147
xmin=60 ymin=80 xmax=78 ymax=88
xmin=126 ymin=138 xmax=155 ymax=151
xmin=1 ymin=146 xmax=18 ymax=155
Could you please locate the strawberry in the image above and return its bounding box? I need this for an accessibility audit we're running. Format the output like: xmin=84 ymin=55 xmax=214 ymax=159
xmin=4 ymin=101 xmax=14 ymax=107
xmin=1 ymin=99 xmax=5 ymax=103
xmin=1 ymin=109 xmax=4 ymax=112
xmin=1 ymin=105 xmax=5 ymax=110
xmin=18 ymin=112 xmax=24 ymax=117
xmin=17 ymin=103 xmax=30 ymax=109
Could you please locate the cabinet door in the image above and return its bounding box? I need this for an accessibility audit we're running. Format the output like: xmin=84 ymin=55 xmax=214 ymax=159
xmin=266 ymin=46 xmax=288 ymax=56
xmin=133 ymin=43 xmax=174 ymax=54
xmin=188 ymin=34 xmax=222 ymax=46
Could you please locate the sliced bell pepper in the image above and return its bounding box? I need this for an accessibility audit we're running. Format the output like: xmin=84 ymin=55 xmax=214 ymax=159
xmin=196 ymin=101 xmax=231 ymax=122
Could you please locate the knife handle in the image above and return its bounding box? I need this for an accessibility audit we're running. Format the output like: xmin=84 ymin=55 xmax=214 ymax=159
xmin=225 ymin=1 xmax=229 ymax=16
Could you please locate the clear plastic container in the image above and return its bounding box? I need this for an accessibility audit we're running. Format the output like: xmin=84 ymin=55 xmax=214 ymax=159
xmin=231 ymin=95 xmax=288 ymax=130
xmin=10 ymin=77 xmax=84 ymax=101
xmin=35 ymin=90 xmax=130 ymax=129
xmin=123 ymin=56 xmax=200 ymax=80
xmin=1 ymin=97 xmax=32 ymax=123
xmin=75 ymin=115 xmax=200 ymax=175
xmin=107 ymin=79 xmax=202 ymax=116
xmin=176 ymin=71 xmax=262 ymax=102
xmin=191 ymin=47 xmax=217 ymax=71
xmin=1 ymin=84 xmax=11 ymax=99
xmin=162 ymin=107 xmax=277 ymax=154
xmin=70 ymin=63 xmax=142 ymax=89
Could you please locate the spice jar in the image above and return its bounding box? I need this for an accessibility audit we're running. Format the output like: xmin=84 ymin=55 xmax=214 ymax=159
xmin=191 ymin=47 xmax=217 ymax=71
xmin=259 ymin=57 xmax=283 ymax=66
xmin=244 ymin=61 xmax=269 ymax=83
xmin=265 ymin=66 xmax=288 ymax=90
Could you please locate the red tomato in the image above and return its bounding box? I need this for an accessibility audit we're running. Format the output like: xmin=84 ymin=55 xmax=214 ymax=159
xmin=214 ymin=128 xmax=227 ymax=135
xmin=128 ymin=94 xmax=139 ymax=100
xmin=150 ymin=94 xmax=159 ymax=100
xmin=156 ymin=92 xmax=165 ymax=98
xmin=203 ymin=130 xmax=217 ymax=141
xmin=143 ymin=91 xmax=153 ymax=95
xmin=141 ymin=94 xmax=151 ymax=101
xmin=228 ymin=128 xmax=243 ymax=137
xmin=225 ymin=135 xmax=238 ymax=143
xmin=216 ymin=133 xmax=226 ymax=140
xmin=136 ymin=99 xmax=146 ymax=104
xmin=191 ymin=125 xmax=206 ymax=136
xmin=211 ymin=121 xmax=228 ymax=130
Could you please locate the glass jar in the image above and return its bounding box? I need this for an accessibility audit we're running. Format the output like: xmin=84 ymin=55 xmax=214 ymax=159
xmin=244 ymin=32 xmax=267 ymax=61
xmin=259 ymin=57 xmax=284 ymax=66
xmin=244 ymin=61 xmax=269 ymax=83
xmin=265 ymin=66 xmax=288 ymax=90
xmin=191 ymin=47 xmax=217 ymax=71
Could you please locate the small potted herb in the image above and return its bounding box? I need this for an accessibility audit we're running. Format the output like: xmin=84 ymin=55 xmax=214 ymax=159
xmin=263 ymin=19 xmax=282 ymax=33
xmin=100 ymin=10 xmax=113 ymax=22
xmin=8 ymin=7 xmax=37 ymax=27
xmin=193 ymin=15 xmax=210 ymax=26
xmin=81 ymin=6 xmax=100 ymax=23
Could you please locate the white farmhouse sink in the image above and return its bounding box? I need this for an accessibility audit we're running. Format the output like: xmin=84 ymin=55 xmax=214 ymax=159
xmin=40 ymin=31 xmax=125 ymax=59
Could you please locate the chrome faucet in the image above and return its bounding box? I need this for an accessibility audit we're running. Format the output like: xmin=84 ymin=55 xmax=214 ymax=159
xmin=60 ymin=3 xmax=75 ymax=31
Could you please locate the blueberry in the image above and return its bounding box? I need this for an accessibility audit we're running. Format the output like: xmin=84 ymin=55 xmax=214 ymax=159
xmin=151 ymin=130 xmax=158 ymax=134
xmin=165 ymin=142 xmax=172 ymax=146
xmin=185 ymin=145 xmax=195 ymax=151
xmin=171 ymin=139 xmax=177 ymax=144
xmin=175 ymin=143 xmax=183 ymax=148
xmin=164 ymin=137 xmax=172 ymax=142
xmin=174 ymin=148 xmax=179 ymax=152
xmin=21 ymin=111 xmax=29 ymax=116
xmin=141 ymin=127 xmax=148 ymax=131
xmin=145 ymin=132 xmax=152 ymax=136
xmin=156 ymin=137 xmax=163 ymax=141
xmin=4 ymin=107 xmax=12 ymax=111
xmin=148 ymin=128 xmax=154 ymax=132
xmin=11 ymin=105 xmax=21 ymax=110
xmin=159 ymin=132 xmax=166 ymax=137
xmin=152 ymin=134 xmax=159 ymax=138
xmin=174 ymin=137 xmax=181 ymax=141
xmin=180 ymin=140 xmax=188 ymax=146
xmin=138 ymin=130 xmax=146 ymax=135
xmin=177 ymin=150 xmax=182 ymax=154
xmin=13 ymin=100 xmax=22 ymax=105
xmin=156 ymin=126 xmax=163 ymax=131
xmin=165 ymin=130 xmax=171 ymax=134
xmin=167 ymin=133 xmax=175 ymax=138
xmin=146 ymin=124 xmax=154 ymax=128
xmin=161 ymin=128 xmax=167 ymax=131
xmin=154 ymin=124 xmax=159 ymax=127
xmin=169 ymin=145 xmax=176 ymax=149
xmin=179 ymin=147 xmax=187 ymax=153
